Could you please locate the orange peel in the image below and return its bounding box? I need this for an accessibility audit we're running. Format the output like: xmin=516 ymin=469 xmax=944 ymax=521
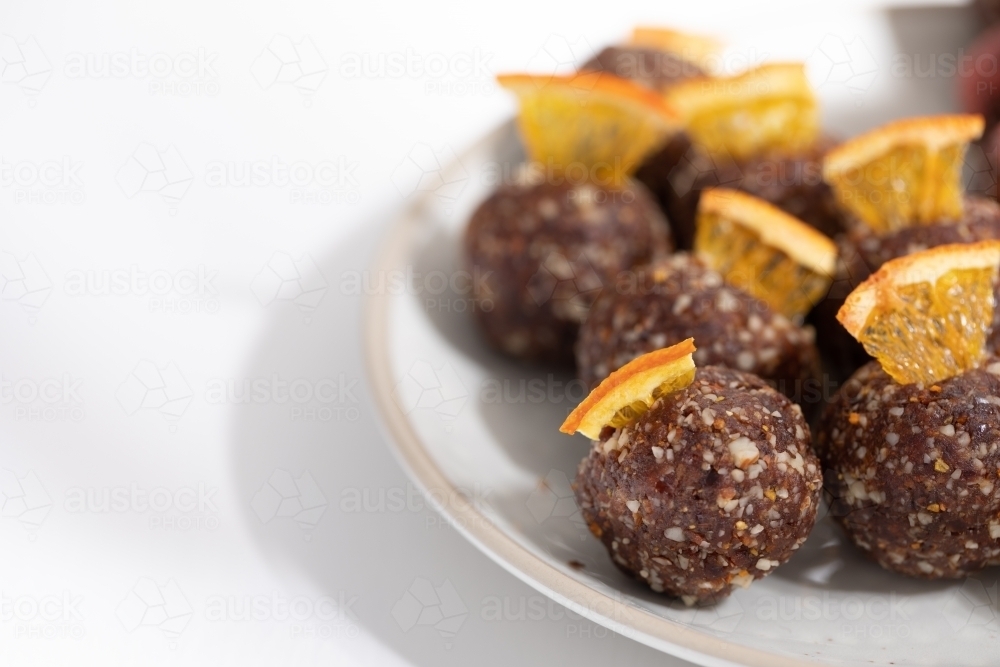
xmin=560 ymin=339 xmax=696 ymax=440
xmin=838 ymin=240 xmax=1000 ymax=385
xmin=627 ymin=26 xmax=722 ymax=69
xmin=823 ymin=114 xmax=984 ymax=233
xmin=663 ymin=63 xmax=818 ymax=160
xmin=695 ymin=188 xmax=837 ymax=319
xmin=498 ymin=72 xmax=680 ymax=184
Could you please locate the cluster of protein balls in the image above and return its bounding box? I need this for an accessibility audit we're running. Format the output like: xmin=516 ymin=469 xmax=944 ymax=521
xmin=454 ymin=25 xmax=1000 ymax=605
xmin=463 ymin=112 xmax=1000 ymax=605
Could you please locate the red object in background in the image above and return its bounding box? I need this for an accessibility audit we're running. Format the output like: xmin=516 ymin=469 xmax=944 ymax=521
xmin=976 ymin=0 xmax=1000 ymax=29
xmin=959 ymin=24 xmax=1000 ymax=127
xmin=960 ymin=24 xmax=1000 ymax=201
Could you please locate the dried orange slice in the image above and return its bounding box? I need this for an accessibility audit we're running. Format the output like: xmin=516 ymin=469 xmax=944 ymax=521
xmin=498 ymin=72 xmax=680 ymax=184
xmin=560 ymin=339 xmax=696 ymax=440
xmin=823 ymin=114 xmax=984 ymax=233
xmin=694 ymin=188 xmax=837 ymax=319
xmin=838 ymin=241 xmax=1000 ymax=385
xmin=663 ymin=63 xmax=818 ymax=160
xmin=627 ymin=26 xmax=721 ymax=69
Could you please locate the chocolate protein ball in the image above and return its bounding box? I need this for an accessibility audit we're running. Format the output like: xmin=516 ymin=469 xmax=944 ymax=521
xmin=580 ymin=46 xmax=702 ymax=91
xmin=465 ymin=178 xmax=672 ymax=365
xmin=575 ymin=365 xmax=822 ymax=605
xmin=817 ymin=358 xmax=1000 ymax=578
xmin=844 ymin=196 xmax=1000 ymax=270
xmin=810 ymin=196 xmax=1000 ymax=381
xmin=636 ymin=139 xmax=844 ymax=250
xmin=576 ymin=253 xmax=820 ymax=407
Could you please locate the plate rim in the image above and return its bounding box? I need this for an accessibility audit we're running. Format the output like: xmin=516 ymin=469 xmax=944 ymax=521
xmin=362 ymin=123 xmax=826 ymax=667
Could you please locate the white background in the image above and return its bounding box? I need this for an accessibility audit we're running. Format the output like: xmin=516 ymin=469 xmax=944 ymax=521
xmin=0 ymin=0 xmax=979 ymax=665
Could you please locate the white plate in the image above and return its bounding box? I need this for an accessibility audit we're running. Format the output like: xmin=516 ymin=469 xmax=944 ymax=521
xmin=364 ymin=10 xmax=1000 ymax=665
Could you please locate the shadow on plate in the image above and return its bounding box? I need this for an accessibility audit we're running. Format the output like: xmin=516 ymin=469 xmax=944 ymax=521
xmin=227 ymin=219 xmax=683 ymax=666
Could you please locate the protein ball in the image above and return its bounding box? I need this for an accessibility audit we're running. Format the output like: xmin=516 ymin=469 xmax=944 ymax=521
xmin=574 ymin=365 xmax=822 ymax=605
xmin=846 ymin=196 xmax=1000 ymax=268
xmin=465 ymin=178 xmax=672 ymax=365
xmin=576 ymin=254 xmax=820 ymax=404
xmin=810 ymin=196 xmax=1000 ymax=381
xmin=580 ymin=46 xmax=702 ymax=91
xmin=817 ymin=358 xmax=1000 ymax=579
xmin=636 ymin=140 xmax=843 ymax=250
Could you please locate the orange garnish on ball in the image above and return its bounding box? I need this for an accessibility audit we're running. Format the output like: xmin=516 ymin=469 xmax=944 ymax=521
xmin=498 ymin=72 xmax=680 ymax=184
xmin=663 ymin=63 xmax=818 ymax=160
xmin=823 ymin=114 xmax=984 ymax=233
xmin=695 ymin=188 xmax=837 ymax=320
xmin=627 ymin=26 xmax=721 ymax=70
xmin=838 ymin=240 xmax=1000 ymax=385
xmin=561 ymin=339 xmax=696 ymax=440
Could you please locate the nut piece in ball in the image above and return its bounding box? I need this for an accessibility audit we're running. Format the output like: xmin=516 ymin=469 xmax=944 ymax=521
xmin=819 ymin=241 xmax=1000 ymax=578
xmin=563 ymin=341 xmax=822 ymax=605
xmin=465 ymin=177 xmax=671 ymax=365
xmin=578 ymin=191 xmax=830 ymax=411
xmin=575 ymin=253 xmax=820 ymax=407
